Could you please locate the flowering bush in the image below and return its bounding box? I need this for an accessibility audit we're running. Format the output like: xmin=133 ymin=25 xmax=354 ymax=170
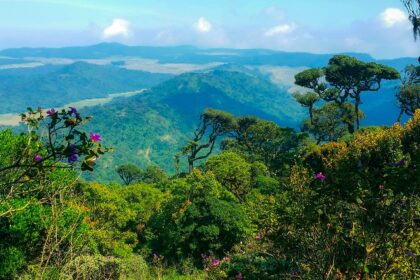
xmin=0 ymin=107 xmax=111 ymax=278
xmin=278 ymin=109 xmax=420 ymax=278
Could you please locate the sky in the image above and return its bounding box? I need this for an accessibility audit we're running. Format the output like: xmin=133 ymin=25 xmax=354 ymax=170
xmin=0 ymin=0 xmax=419 ymax=58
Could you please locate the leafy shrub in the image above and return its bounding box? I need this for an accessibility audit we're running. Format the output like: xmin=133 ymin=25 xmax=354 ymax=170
xmin=61 ymin=255 xmax=150 ymax=280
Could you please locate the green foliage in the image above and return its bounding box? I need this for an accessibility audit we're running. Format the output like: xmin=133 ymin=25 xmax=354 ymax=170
xmin=295 ymin=55 xmax=400 ymax=132
xmin=203 ymin=151 xmax=252 ymax=200
xmin=147 ymin=170 xmax=251 ymax=263
xmin=61 ymin=255 xmax=150 ymax=280
xmin=117 ymin=164 xmax=143 ymax=185
xmin=397 ymin=65 xmax=420 ymax=119
xmin=302 ymin=102 xmax=362 ymax=143
xmin=222 ymin=117 xmax=305 ymax=174
xmin=117 ymin=164 xmax=168 ymax=186
xmin=0 ymin=58 xmax=418 ymax=279
xmin=140 ymin=165 xmax=168 ymax=184
xmin=0 ymin=107 xmax=111 ymax=279
xmin=292 ymin=92 xmax=319 ymax=119
xmin=78 ymin=181 xmax=167 ymax=258
xmin=80 ymin=68 xmax=305 ymax=182
xmin=270 ymin=111 xmax=420 ymax=278
xmin=0 ymin=62 xmax=171 ymax=114
xmin=181 ymin=108 xmax=237 ymax=172
xmin=295 ymin=68 xmax=326 ymax=92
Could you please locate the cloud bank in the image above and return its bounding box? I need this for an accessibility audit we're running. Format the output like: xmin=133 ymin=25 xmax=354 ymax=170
xmin=1 ymin=7 xmax=417 ymax=59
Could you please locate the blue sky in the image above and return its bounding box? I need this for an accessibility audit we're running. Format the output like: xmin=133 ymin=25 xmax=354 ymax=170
xmin=0 ymin=0 xmax=418 ymax=58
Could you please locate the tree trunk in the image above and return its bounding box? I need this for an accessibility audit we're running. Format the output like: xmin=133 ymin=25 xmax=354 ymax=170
xmin=355 ymin=95 xmax=361 ymax=130
xmin=397 ymin=109 xmax=404 ymax=123
xmin=188 ymin=159 xmax=194 ymax=173
xmin=309 ymin=105 xmax=314 ymax=125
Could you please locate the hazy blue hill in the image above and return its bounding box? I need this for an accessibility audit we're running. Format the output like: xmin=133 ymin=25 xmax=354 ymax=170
xmin=0 ymin=58 xmax=30 ymax=65
xmin=0 ymin=62 xmax=172 ymax=113
xmin=2 ymin=43 xmax=415 ymax=68
xmin=0 ymin=43 xmax=198 ymax=60
xmin=361 ymin=80 xmax=406 ymax=126
xmin=377 ymin=57 xmax=419 ymax=71
xmin=81 ymin=69 xmax=304 ymax=181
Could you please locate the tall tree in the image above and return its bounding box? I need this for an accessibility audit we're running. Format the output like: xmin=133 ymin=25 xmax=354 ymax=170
xmin=222 ymin=117 xmax=304 ymax=174
xmin=397 ymin=65 xmax=420 ymax=120
xmin=181 ymin=108 xmax=237 ymax=173
xmin=295 ymin=55 xmax=400 ymax=131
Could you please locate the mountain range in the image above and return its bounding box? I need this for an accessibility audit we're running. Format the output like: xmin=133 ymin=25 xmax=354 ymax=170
xmin=0 ymin=43 xmax=416 ymax=181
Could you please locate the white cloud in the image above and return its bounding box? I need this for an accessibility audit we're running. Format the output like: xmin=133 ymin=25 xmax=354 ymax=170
xmin=265 ymin=23 xmax=295 ymax=36
xmin=103 ymin=19 xmax=130 ymax=39
xmin=380 ymin=8 xmax=407 ymax=28
xmin=195 ymin=17 xmax=212 ymax=33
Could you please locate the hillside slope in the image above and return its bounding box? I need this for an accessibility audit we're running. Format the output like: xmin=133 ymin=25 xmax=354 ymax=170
xmin=0 ymin=62 xmax=172 ymax=113
xmin=82 ymin=69 xmax=304 ymax=181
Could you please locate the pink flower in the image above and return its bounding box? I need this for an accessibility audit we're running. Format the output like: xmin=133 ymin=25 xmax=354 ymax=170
xmin=89 ymin=132 xmax=102 ymax=142
xmin=235 ymin=273 xmax=243 ymax=280
xmin=256 ymin=232 xmax=262 ymax=240
xmin=210 ymin=259 xmax=221 ymax=269
xmin=315 ymin=172 xmax=326 ymax=181
xmin=34 ymin=154 xmax=43 ymax=162
xmin=222 ymin=257 xmax=230 ymax=262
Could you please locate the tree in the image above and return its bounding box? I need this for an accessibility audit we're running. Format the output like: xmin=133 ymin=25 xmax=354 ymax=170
xmin=303 ymin=102 xmax=362 ymax=143
xmin=293 ymin=92 xmax=320 ymax=124
xmin=402 ymin=0 xmax=420 ymax=40
xmin=0 ymin=107 xmax=110 ymax=217
xmin=397 ymin=65 xmax=420 ymax=120
xmin=140 ymin=165 xmax=167 ymax=184
xmin=116 ymin=164 xmax=142 ymax=185
xmin=147 ymin=170 xmax=251 ymax=263
xmin=0 ymin=107 xmax=110 ymax=278
xmin=181 ymin=108 xmax=237 ymax=172
xmin=203 ymin=151 xmax=252 ymax=200
xmin=222 ymin=117 xmax=304 ymax=174
xmin=295 ymin=55 xmax=400 ymax=131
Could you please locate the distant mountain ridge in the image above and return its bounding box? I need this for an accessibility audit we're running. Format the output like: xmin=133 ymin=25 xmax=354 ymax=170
xmin=1 ymin=43 xmax=416 ymax=69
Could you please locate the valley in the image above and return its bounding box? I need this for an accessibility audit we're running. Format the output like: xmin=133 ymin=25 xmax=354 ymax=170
xmin=0 ymin=43 xmax=416 ymax=181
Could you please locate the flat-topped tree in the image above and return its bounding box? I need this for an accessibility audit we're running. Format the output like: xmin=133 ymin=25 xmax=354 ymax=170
xmin=295 ymin=55 xmax=400 ymax=131
xmin=292 ymin=92 xmax=320 ymax=125
xmin=181 ymin=108 xmax=237 ymax=173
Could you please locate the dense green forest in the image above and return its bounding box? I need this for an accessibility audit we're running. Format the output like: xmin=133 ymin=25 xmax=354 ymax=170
xmin=0 ymin=62 xmax=172 ymax=113
xmin=0 ymin=52 xmax=419 ymax=279
xmin=81 ymin=68 xmax=304 ymax=181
